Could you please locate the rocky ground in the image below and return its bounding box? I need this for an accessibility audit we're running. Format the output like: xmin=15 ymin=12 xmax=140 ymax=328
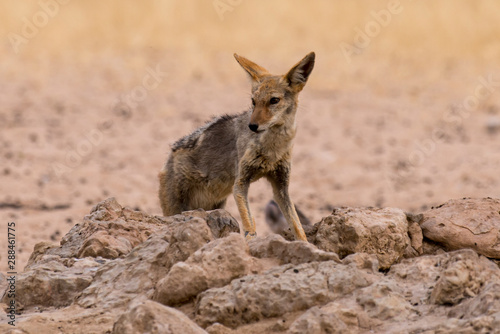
xmin=1 ymin=197 xmax=499 ymax=333
xmin=2 ymin=1 xmax=500 ymax=278
xmin=1 ymin=2 xmax=500 ymax=333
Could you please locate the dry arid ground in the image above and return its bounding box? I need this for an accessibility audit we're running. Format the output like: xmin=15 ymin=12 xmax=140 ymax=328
xmin=1 ymin=0 xmax=500 ymax=275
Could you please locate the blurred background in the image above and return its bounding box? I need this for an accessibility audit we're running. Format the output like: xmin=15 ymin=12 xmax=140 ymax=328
xmin=1 ymin=0 xmax=500 ymax=271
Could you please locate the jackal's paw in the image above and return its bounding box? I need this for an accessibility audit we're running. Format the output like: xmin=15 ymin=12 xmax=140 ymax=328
xmin=244 ymin=231 xmax=257 ymax=241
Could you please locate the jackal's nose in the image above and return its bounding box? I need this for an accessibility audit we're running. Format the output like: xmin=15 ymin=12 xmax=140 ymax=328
xmin=248 ymin=123 xmax=259 ymax=132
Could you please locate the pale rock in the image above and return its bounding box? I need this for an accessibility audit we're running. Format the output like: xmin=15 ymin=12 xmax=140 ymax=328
xmin=24 ymin=241 xmax=58 ymax=269
xmin=112 ymin=300 xmax=206 ymax=334
xmin=388 ymin=251 xmax=446 ymax=307
xmin=39 ymin=198 xmax=239 ymax=263
xmin=1 ymin=198 xmax=239 ymax=311
xmin=248 ymin=234 xmax=340 ymax=265
xmin=342 ymin=252 xmax=380 ymax=272
xmin=206 ymin=323 xmax=233 ymax=334
xmin=287 ymin=306 xmax=350 ymax=334
xmin=314 ymin=207 xmax=410 ymax=269
xmin=2 ymin=259 xmax=97 ymax=308
xmin=4 ymin=198 xmax=500 ymax=334
xmin=449 ymin=281 xmax=500 ymax=320
xmin=180 ymin=209 xmax=240 ymax=238
xmin=430 ymin=249 xmax=500 ymax=305
xmin=356 ymin=281 xmax=413 ymax=321
xmin=316 ymin=299 xmax=377 ymax=330
xmin=76 ymin=198 xmax=154 ymax=259
xmin=195 ymin=260 xmax=376 ymax=328
xmin=153 ymin=233 xmax=253 ymax=305
xmin=404 ymin=212 xmax=424 ymax=257
xmin=78 ymin=217 xmax=213 ymax=308
xmin=420 ymin=197 xmax=500 ymax=258
xmin=45 ymin=197 xmax=165 ymax=260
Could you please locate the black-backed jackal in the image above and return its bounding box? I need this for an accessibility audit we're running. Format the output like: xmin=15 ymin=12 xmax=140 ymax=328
xmin=159 ymin=52 xmax=315 ymax=241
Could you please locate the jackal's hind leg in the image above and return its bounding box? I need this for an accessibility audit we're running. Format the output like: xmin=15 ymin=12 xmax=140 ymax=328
xmin=158 ymin=168 xmax=190 ymax=216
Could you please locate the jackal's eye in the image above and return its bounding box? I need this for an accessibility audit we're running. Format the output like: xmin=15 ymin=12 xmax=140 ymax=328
xmin=269 ymin=97 xmax=280 ymax=105
xmin=251 ymin=99 xmax=256 ymax=106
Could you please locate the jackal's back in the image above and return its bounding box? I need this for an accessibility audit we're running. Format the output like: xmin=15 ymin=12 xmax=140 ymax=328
xmin=159 ymin=112 xmax=247 ymax=215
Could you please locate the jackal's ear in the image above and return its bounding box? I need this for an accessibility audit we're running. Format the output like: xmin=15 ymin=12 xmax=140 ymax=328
xmin=234 ymin=54 xmax=270 ymax=81
xmin=284 ymin=52 xmax=315 ymax=92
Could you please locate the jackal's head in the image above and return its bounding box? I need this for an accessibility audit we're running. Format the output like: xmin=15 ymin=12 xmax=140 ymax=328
xmin=234 ymin=52 xmax=315 ymax=133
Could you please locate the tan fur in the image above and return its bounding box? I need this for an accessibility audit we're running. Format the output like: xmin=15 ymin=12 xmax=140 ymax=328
xmin=158 ymin=52 xmax=315 ymax=241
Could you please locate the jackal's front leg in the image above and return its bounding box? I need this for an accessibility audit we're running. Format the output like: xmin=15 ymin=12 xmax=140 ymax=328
xmin=233 ymin=179 xmax=257 ymax=240
xmin=267 ymin=164 xmax=308 ymax=241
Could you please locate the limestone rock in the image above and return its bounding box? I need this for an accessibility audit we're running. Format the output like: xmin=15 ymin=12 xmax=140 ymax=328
xmin=78 ymin=217 xmax=213 ymax=309
xmin=404 ymin=212 xmax=424 ymax=257
xmin=430 ymin=249 xmax=500 ymax=305
xmin=285 ymin=278 xmax=412 ymax=333
xmin=449 ymin=281 xmax=500 ymax=320
xmin=420 ymin=197 xmax=500 ymax=258
xmin=311 ymin=299 xmax=377 ymax=331
xmin=25 ymin=241 xmax=59 ymax=269
xmin=112 ymin=300 xmax=206 ymax=334
xmin=388 ymin=251 xmax=447 ymax=307
xmin=0 ymin=194 xmax=241 ymax=329
xmin=282 ymin=279 xmax=413 ymax=333
xmin=314 ymin=207 xmax=410 ymax=269
xmin=195 ymin=260 xmax=376 ymax=328
xmin=5 ymin=198 xmax=500 ymax=334
xmin=180 ymin=209 xmax=240 ymax=238
xmin=287 ymin=306 xmax=350 ymax=334
xmin=248 ymin=234 xmax=340 ymax=265
xmin=0 ymin=305 xmax=117 ymax=333
xmin=389 ymin=249 xmax=500 ymax=309
xmin=386 ymin=250 xmax=500 ymax=332
xmin=37 ymin=198 xmax=239 ymax=264
xmin=6 ymin=197 xmax=240 ymax=310
xmin=153 ymin=233 xmax=254 ymax=305
xmin=1 ymin=258 xmax=99 ymax=308
xmin=356 ymin=281 xmax=413 ymax=321
xmin=68 ymin=198 xmax=154 ymax=259
xmin=342 ymin=253 xmax=380 ymax=272
xmin=205 ymin=323 xmax=233 ymax=334
xmin=43 ymin=197 xmax=167 ymax=260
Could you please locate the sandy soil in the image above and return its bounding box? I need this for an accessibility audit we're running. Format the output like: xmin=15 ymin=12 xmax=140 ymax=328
xmin=1 ymin=1 xmax=500 ymax=273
